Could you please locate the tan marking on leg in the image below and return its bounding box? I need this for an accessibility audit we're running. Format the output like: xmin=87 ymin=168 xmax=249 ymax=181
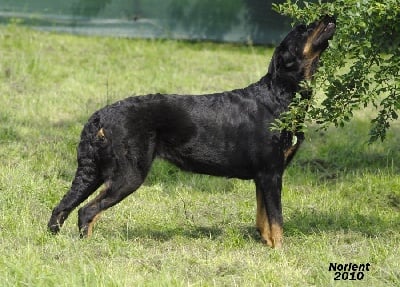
xmin=87 ymin=213 xmax=102 ymax=238
xmin=82 ymin=181 xmax=110 ymax=238
xmin=256 ymin=189 xmax=273 ymax=247
xmin=270 ymin=222 xmax=283 ymax=249
xmin=94 ymin=181 xmax=111 ymax=200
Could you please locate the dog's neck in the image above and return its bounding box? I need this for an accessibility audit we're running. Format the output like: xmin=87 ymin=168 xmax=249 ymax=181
xmin=262 ymin=73 xmax=300 ymax=93
xmin=258 ymin=72 xmax=307 ymax=99
xmin=251 ymin=69 xmax=312 ymax=120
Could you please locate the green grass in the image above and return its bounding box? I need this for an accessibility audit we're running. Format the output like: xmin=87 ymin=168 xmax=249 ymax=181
xmin=0 ymin=23 xmax=399 ymax=286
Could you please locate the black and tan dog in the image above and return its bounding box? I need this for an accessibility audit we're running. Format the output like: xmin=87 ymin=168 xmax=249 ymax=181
xmin=48 ymin=15 xmax=335 ymax=248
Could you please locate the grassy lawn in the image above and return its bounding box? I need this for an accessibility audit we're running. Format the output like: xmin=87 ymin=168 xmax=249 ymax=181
xmin=0 ymin=24 xmax=399 ymax=286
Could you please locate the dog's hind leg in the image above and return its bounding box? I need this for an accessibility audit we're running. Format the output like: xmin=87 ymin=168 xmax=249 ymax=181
xmin=77 ymin=169 xmax=145 ymax=238
xmin=255 ymin=170 xmax=284 ymax=248
xmin=48 ymin=164 xmax=102 ymax=234
xmin=77 ymin=136 xmax=155 ymax=237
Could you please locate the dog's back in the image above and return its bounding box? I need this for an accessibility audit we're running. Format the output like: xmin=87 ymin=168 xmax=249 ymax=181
xmin=85 ymin=80 xmax=283 ymax=181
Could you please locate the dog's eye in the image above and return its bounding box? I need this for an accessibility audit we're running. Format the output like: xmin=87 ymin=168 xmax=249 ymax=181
xmin=282 ymin=51 xmax=296 ymax=63
xmin=289 ymin=46 xmax=298 ymax=55
xmin=284 ymin=60 xmax=296 ymax=69
xmin=282 ymin=55 xmax=297 ymax=69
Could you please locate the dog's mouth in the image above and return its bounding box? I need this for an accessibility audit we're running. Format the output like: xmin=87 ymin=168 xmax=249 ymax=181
xmin=302 ymin=15 xmax=336 ymax=79
xmin=312 ymin=15 xmax=336 ymax=49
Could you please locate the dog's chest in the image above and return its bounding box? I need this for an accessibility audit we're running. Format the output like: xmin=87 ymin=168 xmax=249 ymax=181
xmin=281 ymin=132 xmax=304 ymax=164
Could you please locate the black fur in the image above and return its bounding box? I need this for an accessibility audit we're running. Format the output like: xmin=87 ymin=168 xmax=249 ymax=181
xmin=48 ymin=15 xmax=335 ymax=248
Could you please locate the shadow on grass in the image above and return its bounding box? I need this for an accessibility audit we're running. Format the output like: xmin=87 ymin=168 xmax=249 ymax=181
xmin=117 ymin=209 xmax=398 ymax=243
xmin=144 ymin=160 xmax=239 ymax=193
xmin=121 ymin=225 xmax=225 ymax=242
xmin=291 ymin=120 xmax=400 ymax=177
xmin=285 ymin=209 xmax=400 ymax=237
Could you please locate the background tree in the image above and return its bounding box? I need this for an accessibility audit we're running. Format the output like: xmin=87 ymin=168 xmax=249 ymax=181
xmin=273 ymin=0 xmax=400 ymax=142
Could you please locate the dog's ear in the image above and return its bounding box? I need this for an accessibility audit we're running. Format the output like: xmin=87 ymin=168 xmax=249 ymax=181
xmin=269 ymin=53 xmax=284 ymax=75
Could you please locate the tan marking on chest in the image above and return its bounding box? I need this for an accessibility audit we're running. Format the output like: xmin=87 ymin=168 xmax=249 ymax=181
xmin=284 ymin=145 xmax=298 ymax=160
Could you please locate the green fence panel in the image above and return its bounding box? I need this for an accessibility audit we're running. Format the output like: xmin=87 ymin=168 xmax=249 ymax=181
xmin=0 ymin=0 xmax=291 ymax=44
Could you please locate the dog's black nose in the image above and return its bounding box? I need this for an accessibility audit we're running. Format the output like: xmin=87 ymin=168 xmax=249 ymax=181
xmin=322 ymin=15 xmax=336 ymax=25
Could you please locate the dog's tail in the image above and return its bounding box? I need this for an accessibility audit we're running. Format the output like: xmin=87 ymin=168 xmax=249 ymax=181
xmin=48 ymin=112 xmax=105 ymax=234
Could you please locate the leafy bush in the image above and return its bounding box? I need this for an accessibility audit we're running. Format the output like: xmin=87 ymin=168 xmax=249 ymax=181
xmin=273 ymin=0 xmax=400 ymax=142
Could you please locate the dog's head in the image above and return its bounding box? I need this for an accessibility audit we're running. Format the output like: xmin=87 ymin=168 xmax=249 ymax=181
xmin=269 ymin=15 xmax=336 ymax=82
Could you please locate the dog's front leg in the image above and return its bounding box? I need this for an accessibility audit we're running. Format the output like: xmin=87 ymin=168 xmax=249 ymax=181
xmin=255 ymin=171 xmax=283 ymax=248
